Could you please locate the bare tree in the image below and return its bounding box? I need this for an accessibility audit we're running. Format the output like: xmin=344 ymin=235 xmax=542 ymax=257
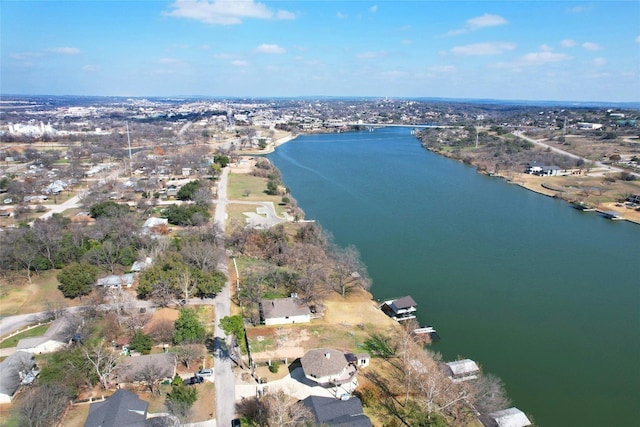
xmin=262 ymin=389 xmax=313 ymax=427
xmin=469 ymin=373 xmax=511 ymax=416
xmin=134 ymin=361 xmax=165 ymax=396
xmin=328 ymin=244 xmax=371 ymax=297
xmin=83 ymin=341 xmax=119 ymax=389
xmin=18 ymin=383 xmax=70 ymax=427
xmin=174 ymin=344 xmax=206 ymax=369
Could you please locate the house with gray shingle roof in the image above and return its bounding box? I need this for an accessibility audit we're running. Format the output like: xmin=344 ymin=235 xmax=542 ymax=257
xmin=84 ymin=389 xmax=148 ymax=427
xmin=300 ymin=348 xmax=357 ymax=386
xmin=0 ymin=351 xmax=37 ymax=403
xmin=482 ymin=407 xmax=532 ymax=427
xmin=302 ymin=395 xmax=372 ymax=427
xmin=16 ymin=315 xmax=76 ymax=354
xmin=259 ymin=297 xmax=311 ymax=326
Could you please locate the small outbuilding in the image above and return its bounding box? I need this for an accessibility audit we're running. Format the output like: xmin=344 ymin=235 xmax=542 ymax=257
xmin=445 ymin=359 xmax=480 ymax=382
xmin=483 ymin=407 xmax=532 ymax=427
xmin=380 ymin=296 xmax=417 ymax=321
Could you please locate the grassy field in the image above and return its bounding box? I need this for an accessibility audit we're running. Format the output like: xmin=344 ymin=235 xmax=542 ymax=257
xmin=227 ymin=173 xmax=282 ymax=204
xmin=0 ymin=270 xmax=76 ymax=317
xmin=0 ymin=323 xmax=50 ymax=348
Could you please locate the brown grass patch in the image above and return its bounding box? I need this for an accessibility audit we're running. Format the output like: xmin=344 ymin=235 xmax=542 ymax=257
xmin=0 ymin=270 xmax=75 ymax=317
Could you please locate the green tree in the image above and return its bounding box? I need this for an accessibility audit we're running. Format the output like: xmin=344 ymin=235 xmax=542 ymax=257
xmin=89 ymin=200 xmax=129 ymax=218
xmin=177 ymin=180 xmax=201 ymax=201
xmin=266 ymin=179 xmax=279 ymax=195
xmin=57 ymin=262 xmax=100 ymax=299
xmin=129 ymin=330 xmax=153 ymax=354
xmin=163 ymin=204 xmax=210 ymax=226
xmin=220 ymin=315 xmax=246 ymax=353
xmin=213 ymin=154 xmax=230 ymax=167
xmin=193 ymin=270 xmax=226 ymax=298
xmin=166 ymin=383 xmax=198 ymax=418
xmin=174 ymin=308 xmax=205 ymax=344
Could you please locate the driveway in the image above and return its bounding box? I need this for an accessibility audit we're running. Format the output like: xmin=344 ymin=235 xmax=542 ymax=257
xmin=235 ymin=367 xmax=335 ymax=401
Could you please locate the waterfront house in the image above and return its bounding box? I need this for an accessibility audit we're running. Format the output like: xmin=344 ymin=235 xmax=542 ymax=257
xmin=301 ymin=395 xmax=372 ymax=427
xmin=445 ymin=359 xmax=480 ymax=382
xmin=259 ymin=297 xmax=311 ymax=326
xmin=300 ymin=348 xmax=357 ymax=387
xmin=380 ymin=296 xmax=417 ymax=321
xmin=482 ymin=407 xmax=532 ymax=427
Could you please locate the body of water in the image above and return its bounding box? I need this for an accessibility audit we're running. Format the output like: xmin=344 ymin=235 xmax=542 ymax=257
xmin=267 ymin=127 xmax=639 ymax=427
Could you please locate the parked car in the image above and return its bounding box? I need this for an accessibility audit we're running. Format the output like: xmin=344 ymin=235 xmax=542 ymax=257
xmin=187 ymin=376 xmax=204 ymax=385
xmin=195 ymin=368 xmax=213 ymax=377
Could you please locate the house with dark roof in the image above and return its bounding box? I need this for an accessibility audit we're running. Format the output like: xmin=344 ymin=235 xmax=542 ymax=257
xmin=0 ymin=351 xmax=37 ymax=403
xmin=259 ymin=297 xmax=311 ymax=326
xmin=380 ymin=296 xmax=417 ymax=321
xmin=84 ymin=389 xmax=148 ymax=427
xmin=302 ymin=395 xmax=372 ymax=427
xmin=300 ymin=348 xmax=357 ymax=387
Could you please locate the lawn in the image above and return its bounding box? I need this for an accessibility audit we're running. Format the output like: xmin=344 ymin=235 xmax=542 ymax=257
xmin=227 ymin=173 xmax=282 ymax=205
xmin=0 ymin=323 xmax=50 ymax=348
xmin=0 ymin=269 xmax=76 ymax=317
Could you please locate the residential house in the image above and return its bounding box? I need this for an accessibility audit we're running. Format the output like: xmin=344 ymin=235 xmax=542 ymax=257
xmin=113 ymin=353 xmax=176 ymax=387
xmin=142 ymin=217 xmax=168 ymax=234
xmin=96 ymin=274 xmax=135 ymax=289
xmin=380 ymin=296 xmax=417 ymax=321
xmin=445 ymin=359 xmax=480 ymax=382
xmin=84 ymin=389 xmax=148 ymax=427
xmin=131 ymin=257 xmax=153 ymax=273
xmin=525 ymin=162 xmax=560 ymax=176
xmin=16 ymin=316 xmax=76 ymax=354
xmin=0 ymin=351 xmax=37 ymax=403
xmin=301 ymin=395 xmax=372 ymax=427
xmin=482 ymin=407 xmax=532 ymax=427
xmin=300 ymin=348 xmax=357 ymax=387
xmin=259 ymin=297 xmax=311 ymax=326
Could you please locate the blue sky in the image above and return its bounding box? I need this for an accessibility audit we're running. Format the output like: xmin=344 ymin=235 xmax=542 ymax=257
xmin=2 ymin=1 xmax=639 ymax=102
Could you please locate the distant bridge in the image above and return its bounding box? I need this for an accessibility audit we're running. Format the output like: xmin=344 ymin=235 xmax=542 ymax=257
xmin=346 ymin=123 xmax=463 ymax=132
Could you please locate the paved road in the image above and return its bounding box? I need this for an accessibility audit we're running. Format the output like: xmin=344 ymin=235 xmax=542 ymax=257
xmin=212 ymin=167 xmax=236 ymax=427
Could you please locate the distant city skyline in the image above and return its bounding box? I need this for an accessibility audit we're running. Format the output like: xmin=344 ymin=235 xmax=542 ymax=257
xmin=2 ymin=1 xmax=639 ymax=103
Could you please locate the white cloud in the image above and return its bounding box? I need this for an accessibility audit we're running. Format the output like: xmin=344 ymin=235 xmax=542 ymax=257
xmin=592 ymin=57 xmax=607 ymax=66
xmin=254 ymin=44 xmax=286 ymax=54
xmin=336 ymin=11 xmax=347 ymax=19
xmin=47 ymin=47 xmax=80 ymax=55
xmin=82 ymin=64 xmax=99 ymax=72
xmin=165 ymin=0 xmax=295 ymax=25
xmin=561 ymin=39 xmax=577 ymax=48
xmin=467 ymin=13 xmax=507 ymax=29
xmin=158 ymin=58 xmax=184 ymax=64
xmin=539 ymin=44 xmax=552 ymax=52
xmin=636 ymin=35 xmax=640 ymax=43
xmin=520 ymin=51 xmax=572 ymax=64
xmin=428 ymin=65 xmax=457 ymax=73
xmin=492 ymin=48 xmax=572 ymax=70
xmin=451 ymin=42 xmax=516 ymax=56
xmin=231 ymin=60 xmax=248 ymax=66
xmin=582 ymin=42 xmax=601 ymax=51
xmin=567 ymin=6 xmax=591 ymax=14
xmin=10 ymin=52 xmax=41 ymax=60
xmin=401 ymin=39 xmax=412 ymax=45
xmin=370 ymin=5 xmax=378 ymax=13
xmin=445 ymin=13 xmax=507 ymax=36
xmin=356 ymin=50 xmax=387 ymax=59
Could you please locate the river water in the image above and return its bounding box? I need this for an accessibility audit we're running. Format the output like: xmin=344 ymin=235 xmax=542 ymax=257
xmin=267 ymin=127 xmax=639 ymax=427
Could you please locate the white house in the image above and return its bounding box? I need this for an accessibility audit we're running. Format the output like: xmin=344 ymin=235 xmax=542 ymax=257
xmin=259 ymin=297 xmax=311 ymax=326
xmin=16 ymin=316 xmax=75 ymax=354
xmin=300 ymin=348 xmax=358 ymax=387
xmin=96 ymin=274 xmax=135 ymax=289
